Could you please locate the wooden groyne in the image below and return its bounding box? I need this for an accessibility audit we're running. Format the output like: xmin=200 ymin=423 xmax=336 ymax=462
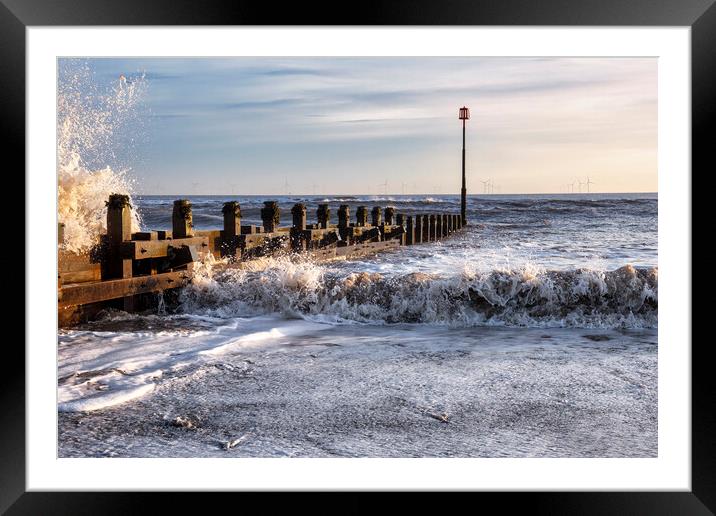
xmin=58 ymin=195 xmax=465 ymax=326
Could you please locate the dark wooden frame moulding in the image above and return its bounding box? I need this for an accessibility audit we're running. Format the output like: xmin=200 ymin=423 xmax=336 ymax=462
xmin=5 ymin=0 xmax=710 ymax=513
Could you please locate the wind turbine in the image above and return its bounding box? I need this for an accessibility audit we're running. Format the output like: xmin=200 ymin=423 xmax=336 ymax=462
xmin=577 ymin=178 xmax=584 ymax=193
xmin=586 ymin=177 xmax=595 ymax=193
xmin=377 ymin=179 xmax=388 ymax=196
xmin=480 ymin=179 xmax=490 ymax=194
xmin=401 ymin=182 xmax=407 ymax=195
xmin=283 ymin=177 xmax=291 ymax=196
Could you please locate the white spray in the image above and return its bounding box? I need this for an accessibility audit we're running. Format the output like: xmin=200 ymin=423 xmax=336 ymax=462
xmin=57 ymin=61 xmax=146 ymax=252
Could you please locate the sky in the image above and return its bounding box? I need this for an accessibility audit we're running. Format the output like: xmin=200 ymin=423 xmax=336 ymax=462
xmin=63 ymin=57 xmax=657 ymax=195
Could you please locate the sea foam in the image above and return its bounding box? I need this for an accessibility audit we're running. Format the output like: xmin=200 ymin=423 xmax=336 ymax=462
xmin=57 ymin=62 xmax=145 ymax=252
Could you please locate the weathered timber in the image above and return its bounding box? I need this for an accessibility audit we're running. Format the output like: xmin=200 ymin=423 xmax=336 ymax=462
xmin=429 ymin=214 xmax=437 ymax=241
xmin=104 ymin=193 xmax=133 ymax=312
xmin=172 ymin=199 xmax=194 ymax=238
xmin=355 ymin=226 xmax=382 ymax=244
xmin=338 ymin=205 xmax=350 ymax=229
xmin=240 ymin=225 xmax=262 ymax=235
xmin=58 ymin=250 xmax=101 ymax=272
xmin=371 ymin=206 xmax=382 ymax=226
xmin=60 ymin=266 xmax=102 ymax=285
xmin=435 ymin=214 xmax=443 ymax=240
xmin=291 ymin=203 xmax=307 ymax=230
xmin=58 ymin=270 xmax=193 ymax=308
xmin=381 ymin=224 xmax=406 ymax=245
xmin=132 ymin=231 xmax=158 ymax=241
xmin=193 ymin=229 xmax=223 ymax=258
xmin=414 ymin=214 xmax=423 ymax=244
xmin=167 ymin=245 xmax=200 ymax=269
xmin=222 ymin=202 xmax=242 ymax=238
xmin=384 ymin=207 xmax=395 ymax=226
xmin=406 ymin=216 xmax=415 ymax=245
xmin=356 ymin=206 xmax=368 ymax=227
xmin=220 ymin=202 xmax=242 ymax=260
xmin=290 ymin=203 xmax=308 ymax=252
xmin=335 ymin=239 xmax=399 ymax=257
xmin=317 ymin=203 xmax=330 ymax=229
xmin=58 ymin=223 xmax=65 ymax=245
xmin=422 ymin=214 xmax=429 ymax=242
xmin=121 ymin=237 xmax=209 ymax=260
xmin=261 ymin=201 xmax=280 ymax=233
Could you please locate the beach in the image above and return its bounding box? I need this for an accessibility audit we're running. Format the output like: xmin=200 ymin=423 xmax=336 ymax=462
xmin=59 ymin=318 xmax=656 ymax=458
xmin=58 ymin=193 xmax=658 ymax=457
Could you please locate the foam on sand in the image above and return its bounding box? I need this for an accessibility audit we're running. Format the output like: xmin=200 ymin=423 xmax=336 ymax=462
xmin=57 ymin=316 xmax=328 ymax=412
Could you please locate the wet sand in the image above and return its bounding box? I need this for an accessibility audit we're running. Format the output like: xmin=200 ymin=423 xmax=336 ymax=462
xmin=58 ymin=324 xmax=657 ymax=458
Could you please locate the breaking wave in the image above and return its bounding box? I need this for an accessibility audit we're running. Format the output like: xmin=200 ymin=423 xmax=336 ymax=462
xmin=58 ymin=61 xmax=146 ymax=252
xmin=179 ymin=258 xmax=658 ymax=329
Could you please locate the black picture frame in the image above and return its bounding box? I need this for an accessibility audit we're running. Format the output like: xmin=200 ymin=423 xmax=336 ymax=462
xmin=6 ymin=0 xmax=709 ymax=513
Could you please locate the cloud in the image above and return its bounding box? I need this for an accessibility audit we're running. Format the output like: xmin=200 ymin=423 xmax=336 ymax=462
xmin=258 ymin=68 xmax=331 ymax=77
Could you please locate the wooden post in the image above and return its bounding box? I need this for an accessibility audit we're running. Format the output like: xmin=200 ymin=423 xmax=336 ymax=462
xmin=441 ymin=214 xmax=448 ymax=237
xmin=436 ymin=214 xmax=444 ymax=240
xmin=172 ymin=199 xmax=193 ymax=238
xmin=447 ymin=213 xmax=453 ymax=235
xmin=291 ymin=203 xmax=307 ymax=230
xmin=429 ymin=214 xmax=436 ymax=241
xmin=396 ymin=213 xmax=405 ymax=227
xmin=384 ymin=206 xmax=395 ymax=226
xmin=58 ymin=223 xmax=65 ymax=246
xmin=105 ymin=194 xmax=134 ymax=310
xmin=221 ymin=201 xmax=241 ymax=260
xmin=406 ymin=216 xmax=415 ymax=245
xmin=422 ymin=214 xmax=430 ymax=242
xmin=356 ymin=206 xmax=368 ymax=227
xmin=222 ymin=201 xmax=241 ymax=237
xmin=291 ymin=203 xmax=307 ymax=252
xmin=317 ymin=203 xmax=330 ymax=229
xmin=414 ymin=214 xmax=423 ymax=244
xmin=261 ymin=201 xmax=280 ymax=233
xmin=371 ymin=206 xmax=382 ymax=226
xmin=338 ymin=204 xmax=350 ymax=229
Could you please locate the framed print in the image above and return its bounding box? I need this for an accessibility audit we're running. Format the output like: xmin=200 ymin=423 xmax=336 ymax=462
xmin=5 ymin=0 xmax=711 ymax=512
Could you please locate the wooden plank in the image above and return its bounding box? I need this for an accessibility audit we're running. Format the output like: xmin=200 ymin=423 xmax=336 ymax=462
xmin=60 ymin=267 xmax=102 ymax=284
xmin=58 ymin=270 xmax=192 ymax=308
xmin=132 ymin=231 xmax=158 ymax=241
xmin=335 ymin=240 xmax=399 ymax=257
xmin=121 ymin=236 xmax=208 ymax=260
xmin=58 ymin=250 xmax=100 ymax=273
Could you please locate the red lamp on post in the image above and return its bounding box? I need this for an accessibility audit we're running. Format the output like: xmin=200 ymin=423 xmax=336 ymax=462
xmin=458 ymin=106 xmax=470 ymax=226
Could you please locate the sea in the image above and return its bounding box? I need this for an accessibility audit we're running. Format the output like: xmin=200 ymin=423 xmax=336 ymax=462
xmin=56 ymin=63 xmax=657 ymax=458
xmin=58 ymin=193 xmax=658 ymax=458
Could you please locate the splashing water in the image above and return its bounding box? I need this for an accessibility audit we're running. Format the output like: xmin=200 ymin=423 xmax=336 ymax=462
xmin=179 ymin=255 xmax=658 ymax=329
xmin=57 ymin=61 xmax=146 ymax=252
